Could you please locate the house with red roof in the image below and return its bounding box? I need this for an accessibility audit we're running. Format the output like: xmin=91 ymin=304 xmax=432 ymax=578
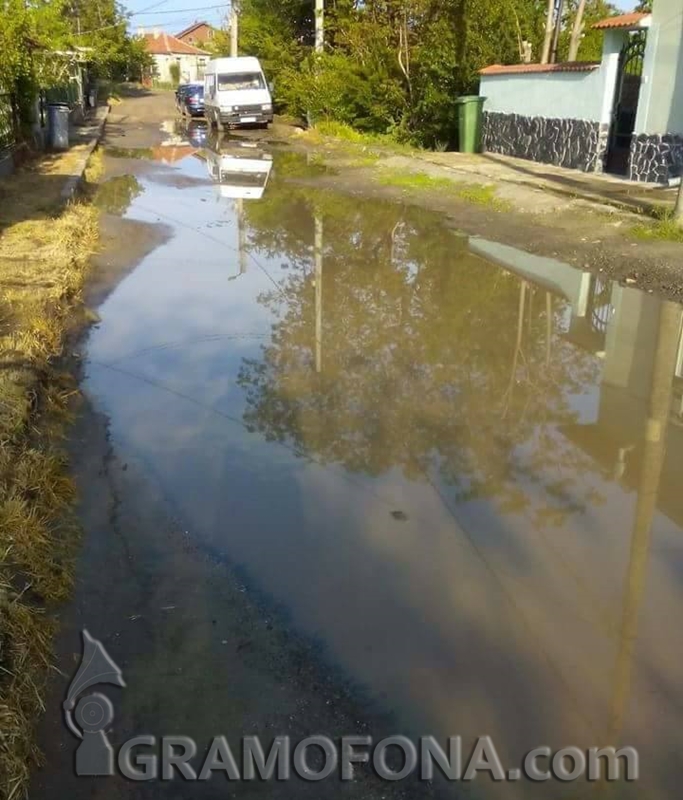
xmin=478 ymin=0 xmax=683 ymax=185
xmin=176 ymin=21 xmax=216 ymax=49
xmin=141 ymin=29 xmax=210 ymax=85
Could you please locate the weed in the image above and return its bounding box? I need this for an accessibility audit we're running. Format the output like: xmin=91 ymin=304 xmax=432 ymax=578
xmin=376 ymin=169 xmax=504 ymax=208
xmin=631 ymin=212 xmax=683 ymax=243
xmin=309 ymin=120 xmax=415 ymax=155
xmin=377 ymin=171 xmax=454 ymax=191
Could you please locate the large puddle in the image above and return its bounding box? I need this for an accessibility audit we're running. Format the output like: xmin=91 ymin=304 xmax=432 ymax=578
xmin=85 ymin=121 xmax=683 ymax=799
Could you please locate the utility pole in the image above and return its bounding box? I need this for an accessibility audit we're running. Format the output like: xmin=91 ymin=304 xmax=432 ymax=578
xmin=550 ymin=0 xmax=565 ymax=64
xmin=675 ymin=180 xmax=683 ymax=226
xmin=230 ymin=0 xmax=239 ymax=57
xmin=541 ymin=0 xmax=556 ymax=64
xmin=568 ymin=0 xmax=587 ymax=62
xmin=315 ymin=0 xmax=324 ymax=53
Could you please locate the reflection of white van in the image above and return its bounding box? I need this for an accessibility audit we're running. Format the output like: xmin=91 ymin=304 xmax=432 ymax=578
xmin=204 ymin=135 xmax=273 ymax=200
xmin=204 ymin=57 xmax=273 ymax=129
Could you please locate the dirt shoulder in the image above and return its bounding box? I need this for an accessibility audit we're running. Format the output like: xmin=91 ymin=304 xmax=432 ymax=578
xmin=280 ymin=128 xmax=683 ymax=303
xmin=0 ymin=112 xmax=106 ymax=800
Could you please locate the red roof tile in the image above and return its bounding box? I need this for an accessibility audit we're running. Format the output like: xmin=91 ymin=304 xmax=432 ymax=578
xmin=480 ymin=62 xmax=600 ymax=76
xmin=142 ymin=32 xmax=209 ymax=56
xmin=592 ymin=12 xmax=650 ymax=30
xmin=152 ymin=145 xmax=198 ymax=163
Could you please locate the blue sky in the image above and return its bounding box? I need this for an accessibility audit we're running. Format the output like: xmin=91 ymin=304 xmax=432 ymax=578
xmin=128 ymin=1 xmax=230 ymax=35
xmin=127 ymin=0 xmax=638 ymax=36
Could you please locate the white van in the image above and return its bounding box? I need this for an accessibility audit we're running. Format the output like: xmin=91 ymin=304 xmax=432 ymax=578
xmin=203 ymin=57 xmax=273 ymax=129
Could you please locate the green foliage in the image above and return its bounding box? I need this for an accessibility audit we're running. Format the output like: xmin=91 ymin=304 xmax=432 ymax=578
xmin=71 ymin=0 xmax=154 ymax=81
xmin=169 ymin=62 xmax=181 ymax=86
xmin=232 ymin=0 xmax=556 ymax=147
xmin=631 ymin=212 xmax=683 ymax=243
xmin=1 ymin=0 xmax=153 ymax=125
xmin=557 ymin=0 xmax=619 ymax=63
xmin=278 ymin=52 xmax=405 ymax=131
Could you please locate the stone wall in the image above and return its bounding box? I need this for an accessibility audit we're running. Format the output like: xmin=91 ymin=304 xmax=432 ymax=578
xmin=628 ymin=134 xmax=683 ymax=183
xmin=482 ymin=112 xmax=604 ymax=173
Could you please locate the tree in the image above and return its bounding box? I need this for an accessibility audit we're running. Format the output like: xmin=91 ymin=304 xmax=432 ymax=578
xmin=238 ymin=173 xmax=605 ymax=522
xmin=70 ymin=0 xmax=152 ymax=80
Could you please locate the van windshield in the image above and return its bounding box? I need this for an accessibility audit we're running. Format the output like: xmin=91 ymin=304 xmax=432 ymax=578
xmin=217 ymin=72 xmax=265 ymax=91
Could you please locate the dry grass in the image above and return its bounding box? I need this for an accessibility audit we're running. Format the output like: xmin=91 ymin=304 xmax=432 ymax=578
xmin=0 ymin=155 xmax=100 ymax=799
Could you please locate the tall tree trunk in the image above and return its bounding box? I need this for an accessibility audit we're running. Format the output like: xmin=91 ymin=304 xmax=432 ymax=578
xmin=541 ymin=0 xmax=556 ymax=64
xmin=568 ymin=0 xmax=587 ymax=61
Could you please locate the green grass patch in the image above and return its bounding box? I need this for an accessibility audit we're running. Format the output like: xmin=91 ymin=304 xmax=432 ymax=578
xmin=308 ymin=120 xmax=415 ymax=155
xmin=378 ymin=171 xmax=455 ymax=191
xmin=631 ymin=212 xmax=683 ymax=243
xmin=376 ymin=169 xmax=503 ymax=207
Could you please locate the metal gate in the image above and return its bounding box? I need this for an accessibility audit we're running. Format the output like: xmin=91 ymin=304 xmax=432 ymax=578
xmin=606 ymin=31 xmax=647 ymax=175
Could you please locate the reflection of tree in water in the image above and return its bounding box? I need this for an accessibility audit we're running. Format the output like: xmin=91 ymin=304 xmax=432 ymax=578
xmin=238 ymin=181 xmax=605 ymax=524
xmin=94 ymin=174 xmax=144 ymax=215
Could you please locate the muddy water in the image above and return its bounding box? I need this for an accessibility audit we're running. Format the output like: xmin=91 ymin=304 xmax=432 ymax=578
xmin=47 ymin=123 xmax=683 ymax=799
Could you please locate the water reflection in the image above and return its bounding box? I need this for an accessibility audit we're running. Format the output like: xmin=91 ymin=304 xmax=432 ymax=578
xmin=86 ymin=151 xmax=683 ymax=800
xmin=203 ymin=132 xmax=273 ymax=200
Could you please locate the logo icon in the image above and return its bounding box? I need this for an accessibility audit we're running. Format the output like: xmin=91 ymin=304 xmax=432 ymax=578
xmin=63 ymin=630 xmax=126 ymax=776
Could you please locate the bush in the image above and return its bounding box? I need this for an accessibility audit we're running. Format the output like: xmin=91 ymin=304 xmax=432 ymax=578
xmin=278 ymin=53 xmax=405 ymax=134
xmin=169 ymin=62 xmax=180 ymax=86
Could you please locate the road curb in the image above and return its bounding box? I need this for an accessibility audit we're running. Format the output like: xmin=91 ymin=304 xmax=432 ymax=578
xmin=60 ymin=105 xmax=111 ymax=201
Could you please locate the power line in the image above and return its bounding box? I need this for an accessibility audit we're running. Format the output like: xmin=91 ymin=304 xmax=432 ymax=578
xmin=136 ymin=0 xmax=172 ymax=11
xmin=131 ymin=3 xmax=228 ymax=16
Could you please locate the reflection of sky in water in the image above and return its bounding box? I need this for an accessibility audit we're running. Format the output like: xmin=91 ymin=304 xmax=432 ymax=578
xmin=85 ymin=150 xmax=683 ymax=800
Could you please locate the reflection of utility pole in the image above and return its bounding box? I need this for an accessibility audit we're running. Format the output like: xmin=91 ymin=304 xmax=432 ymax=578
xmin=315 ymin=0 xmax=324 ymax=53
xmin=314 ymin=213 xmax=323 ymax=373
xmin=502 ymin=280 xmax=527 ymax=418
xmin=227 ymin=199 xmax=247 ymax=281
xmin=237 ymin=198 xmax=247 ymax=276
xmin=606 ymin=301 xmax=682 ymax=749
xmin=546 ymin=291 xmax=552 ymax=367
xmin=230 ymin=0 xmax=239 ymax=57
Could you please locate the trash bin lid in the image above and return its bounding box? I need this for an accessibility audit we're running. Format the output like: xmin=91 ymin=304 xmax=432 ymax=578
xmin=47 ymin=102 xmax=70 ymax=108
xmin=456 ymin=95 xmax=486 ymax=104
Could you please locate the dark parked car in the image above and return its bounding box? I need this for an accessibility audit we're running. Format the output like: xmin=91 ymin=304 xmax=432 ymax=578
xmin=178 ymin=84 xmax=204 ymax=118
xmin=174 ymin=83 xmax=192 ymax=112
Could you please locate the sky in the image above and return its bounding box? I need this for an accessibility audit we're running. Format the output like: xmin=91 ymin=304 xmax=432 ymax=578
xmin=126 ymin=0 xmax=639 ymax=37
xmin=127 ymin=1 xmax=231 ymax=36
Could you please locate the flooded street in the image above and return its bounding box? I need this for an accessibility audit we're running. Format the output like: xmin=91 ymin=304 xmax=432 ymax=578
xmin=33 ymin=104 xmax=683 ymax=800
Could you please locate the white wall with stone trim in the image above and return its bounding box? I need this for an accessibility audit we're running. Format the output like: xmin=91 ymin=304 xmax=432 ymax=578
xmin=480 ymin=68 xmax=606 ymax=122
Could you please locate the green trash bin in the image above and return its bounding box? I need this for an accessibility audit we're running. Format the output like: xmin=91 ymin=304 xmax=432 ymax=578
xmin=456 ymin=95 xmax=486 ymax=154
